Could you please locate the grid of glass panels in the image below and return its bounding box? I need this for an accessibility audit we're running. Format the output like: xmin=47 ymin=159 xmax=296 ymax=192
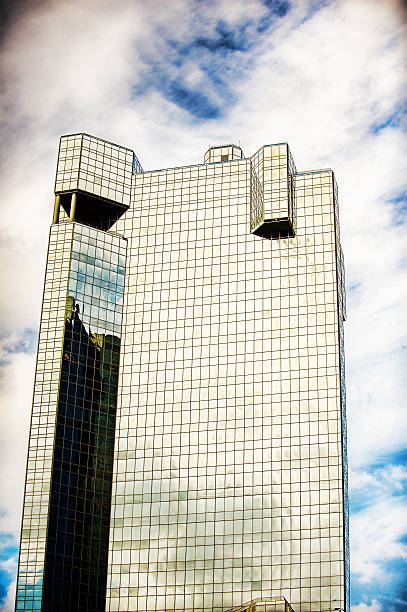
xmin=250 ymin=144 xmax=296 ymax=225
xmin=67 ymin=225 xmax=126 ymax=337
xmin=55 ymin=134 xmax=141 ymax=206
xmin=15 ymin=223 xmax=74 ymax=611
xmin=250 ymin=160 xmax=264 ymax=232
xmin=106 ymin=149 xmax=347 ymax=612
xmin=15 ymin=222 xmax=127 ymax=611
xmin=204 ymin=146 xmax=244 ymax=164
xmin=332 ymin=176 xmax=349 ymax=611
xmin=227 ymin=597 xmax=295 ymax=612
xmin=41 ymin=225 xmax=126 ymax=611
xmin=55 ymin=135 xmax=82 ymax=193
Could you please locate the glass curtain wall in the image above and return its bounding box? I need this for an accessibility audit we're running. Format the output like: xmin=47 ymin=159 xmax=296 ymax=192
xmin=15 ymin=223 xmax=126 ymax=612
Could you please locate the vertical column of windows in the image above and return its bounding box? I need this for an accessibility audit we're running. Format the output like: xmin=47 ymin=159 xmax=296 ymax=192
xmin=332 ymin=175 xmax=349 ymax=610
xmin=15 ymin=223 xmax=74 ymax=611
xmin=41 ymin=225 xmax=126 ymax=612
xmin=289 ymin=172 xmax=344 ymax=610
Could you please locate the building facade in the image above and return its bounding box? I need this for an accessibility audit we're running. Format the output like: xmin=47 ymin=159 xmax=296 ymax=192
xmin=15 ymin=134 xmax=348 ymax=612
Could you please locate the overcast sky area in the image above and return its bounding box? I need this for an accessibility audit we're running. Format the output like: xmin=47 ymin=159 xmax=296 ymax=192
xmin=0 ymin=0 xmax=406 ymax=610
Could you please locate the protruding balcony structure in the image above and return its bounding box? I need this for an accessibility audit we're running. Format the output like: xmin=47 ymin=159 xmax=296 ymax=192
xmin=52 ymin=133 xmax=142 ymax=231
xmin=250 ymin=143 xmax=296 ymax=239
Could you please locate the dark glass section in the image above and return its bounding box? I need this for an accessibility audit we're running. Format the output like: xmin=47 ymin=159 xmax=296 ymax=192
xmin=59 ymin=191 xmax=129 ymax=231
xmin=252 ymin=217 xmax=295 ymax=239
xmin=42 ymin=298 xmax=120 ymax=612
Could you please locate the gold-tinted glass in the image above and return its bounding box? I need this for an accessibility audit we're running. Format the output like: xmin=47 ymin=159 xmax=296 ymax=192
xmin=105 ymin=152 xmax=347 ymax=612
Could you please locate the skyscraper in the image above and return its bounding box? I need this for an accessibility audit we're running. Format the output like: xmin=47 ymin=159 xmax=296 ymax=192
xmin=15 ymin=134 xmax=348 ymax=612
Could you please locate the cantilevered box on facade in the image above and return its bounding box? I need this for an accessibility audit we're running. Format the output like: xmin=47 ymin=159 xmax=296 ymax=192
xmin=53 ymin=133 xmax=141 ymax=230
xmin=250 ymin=143 xmax=297 ymax=239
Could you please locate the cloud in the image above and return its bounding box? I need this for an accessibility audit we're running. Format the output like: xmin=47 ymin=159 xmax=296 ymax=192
xmin=0 ymin=336 xmax=35 ymax=610
xmin=351 ymin=462 xmax=407 ymax=500
xmin=128 ymin=0 xmax=292 ymax=120
xmin=351 ymin=601 xmax=382 ymax=612
xmin=0 ymin=578 xmax=16 ymax=612
xmin=0 ymin=348 xmax=33 ymax=533
xmin=350 ymin=460 xmax=407 ymax=609
xmin=350 ymin=475 xmax=407 ymax=583
xmin=351 ymin=500 xmax=407 ymax=581
xmin=164 ymin=82 xmax=223 ymax=119
xmin=0 ymin=534 xmax=18 ymax=611
xmin=0 ymin=0 xmax=45 ymax=46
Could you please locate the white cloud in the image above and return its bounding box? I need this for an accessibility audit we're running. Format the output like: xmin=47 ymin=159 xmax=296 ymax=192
xmin=351 ymin=463 xmax=407 ymax=494
xmin=0 ymin=348 xmax=33 ymax=536
xmin=351 ymin=495 xmax=407 ymax=583
xmin=351 ymin=600 xmax=382 ymax=612
xmin=0 ymin=579 xmax=16 ymax=612
xmin=350 ymin=462 xmax=407 ymax=593
xmin=0 ymin=555 xmax=17 ymax=578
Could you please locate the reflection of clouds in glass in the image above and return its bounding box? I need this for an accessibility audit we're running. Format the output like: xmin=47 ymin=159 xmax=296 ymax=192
xmin=105 ymin=155 xmax=346 ymax=611
xmin=68 ymin=227 xmax=126 ymax=335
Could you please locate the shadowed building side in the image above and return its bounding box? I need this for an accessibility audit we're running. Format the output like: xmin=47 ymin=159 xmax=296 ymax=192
xmin=42 ymin=300 xmax=120 ymax=611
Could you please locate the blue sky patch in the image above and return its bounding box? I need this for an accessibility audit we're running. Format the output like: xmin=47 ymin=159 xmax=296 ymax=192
xmin=166 ymin=81 xmax=222 ymax=119
xmin=0 ymin=536 xmax=18 ymax=607
xmin=0 ymin=327 xmax=37 ymax=367
xmin=258 ymin=0 xmax=290 ymax=32
xmin=192 ymin=20 xmax=252 ymax=53
xmin=1 ymin=328 xmax=37 ymax=355
xmin=352 ymin=556 xmax=407 ymax=612
xmin=367 ymin=447 xmax=407 ymax=472
xmin=133 ymin=6 xmax=293 ymax=120
xmin=263 ymin=0 xmax=290 ymax=15
xmin=350 ymin=452 xmax=407 ymax=515
xmin=0 ymin=567 xmax=14 ymax=606
xmin=0 ymin=580 xmax=6 ymax=606
xmin=386 ymin=192 xmax=407 ymax=226
xmin=370 ymin=102 xmax=407 ymax=134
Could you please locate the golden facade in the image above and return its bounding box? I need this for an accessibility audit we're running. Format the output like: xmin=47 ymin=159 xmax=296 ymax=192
xmin=16 ymin=135 xmax=348 ymax=612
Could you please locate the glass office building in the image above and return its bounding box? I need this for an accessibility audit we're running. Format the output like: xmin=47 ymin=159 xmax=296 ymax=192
xmin=15 ymin=134 xmax=348 ymax=612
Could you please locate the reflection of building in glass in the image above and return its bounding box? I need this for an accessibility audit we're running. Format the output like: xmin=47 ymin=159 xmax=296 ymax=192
xmin=227 ymin=598 xmax=295 ymax=612
xmin=16 ymin=134 xmax=348 ymax=612
xmin=42 ymin=297 xmax=120 ymax=610
xmin=15 ymin=207 xmax=127 ymax=612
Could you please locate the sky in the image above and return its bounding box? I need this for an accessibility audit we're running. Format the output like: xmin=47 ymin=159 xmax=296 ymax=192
xmin=0 ymin=0 xmax=406 ymax=610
